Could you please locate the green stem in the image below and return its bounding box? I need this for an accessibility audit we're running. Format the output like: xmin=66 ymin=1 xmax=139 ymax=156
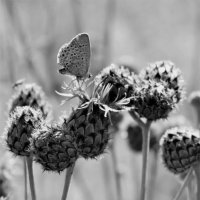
xmin=26 ymin=157 xmax=36 ymax=200
xmin=172 ymin=168 xmax=193 ymax=200
xmin=61 ymin=163 xmax=75 ymax=200
xmin=140 ymin=120 xmax=152 ymax=200
xmin=23 ymin=158 xmax=28 ymax=200
xmin=193 ymin=164 xmax=200 ymax=200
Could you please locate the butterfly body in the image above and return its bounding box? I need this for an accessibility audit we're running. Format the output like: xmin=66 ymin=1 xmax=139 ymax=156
xmin=57 ymin=33 xmax=90 ymax=79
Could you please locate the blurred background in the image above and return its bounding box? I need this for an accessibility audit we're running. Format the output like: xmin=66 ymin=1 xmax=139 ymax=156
xmin=0 ymin=0 xmax=200 ymax=200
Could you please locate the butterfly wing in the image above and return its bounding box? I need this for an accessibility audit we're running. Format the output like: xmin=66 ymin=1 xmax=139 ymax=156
xmin=57 ymin=33 xmax=90 ymax=78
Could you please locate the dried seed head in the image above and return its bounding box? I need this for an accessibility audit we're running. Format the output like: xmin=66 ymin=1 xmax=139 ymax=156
xmin=94 ymin=64 xmax=134 ymax=111
xmin=8 ymin=83 xmax=51 ymax=120
xmin=160 ymin=127 xmax=200 ymax=174
xmin=5 ymin=106 xmax=43 ymax=157
xmin=63 ymin=100 xmax=110 ymax=159
xmin=127 ymin=124 xmax=158 ymax=152
xmin=32 ymin=125 xmax=78 ymax=172
xmin=141 ymin=61 xmax=184 ymax=103
xmin=131 ymin=80 xmax=176 ymax=120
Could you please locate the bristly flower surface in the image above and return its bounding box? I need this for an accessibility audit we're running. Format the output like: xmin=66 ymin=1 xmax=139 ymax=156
xmin=32 ymin=125 xmax=78 ymax=173
xmin=130 ymin=79 xmax=177 ymax=120
xmin=140 ymin=60 xmax=184 ymax=103
xmin=63 ymin=99 xmax=110 ymax=159
xmin=130 ymin=61 xmax=185 ymax=120
xmin=8 ymin=83 xmax=51 ymax=120
xmin=5 ymin=106 xmax=43 ymax=157
xmin=94 ymin=64 xmax=135 ymax=111
xmin=160 ymin=127 xmax=200 ymax=174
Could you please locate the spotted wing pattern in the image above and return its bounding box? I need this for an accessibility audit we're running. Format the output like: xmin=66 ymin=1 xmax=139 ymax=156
xmin=57 ymin=33 xmax=91 ymax=78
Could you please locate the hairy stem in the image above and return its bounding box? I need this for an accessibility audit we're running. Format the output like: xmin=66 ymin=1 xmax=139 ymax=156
xmin=23 ymin=158 xmax=28 ymax=200
xmin=193 ymin=164 xmax=200 ymax=200
xmin=140 ymin=120 xmax=152 ymax=200
xmin=172 ymin=168 xmax=193 ymax=200
xmin=61 ymin=163 xmax=75 ymax=200
xmin=26 ymin=157 xmax=36 ymax=200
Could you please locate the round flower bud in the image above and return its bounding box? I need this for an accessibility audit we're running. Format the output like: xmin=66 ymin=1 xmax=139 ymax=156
xmin=32 ymin=125 xmax=78 ymax=172
xmin=131 ymin=79 xmax=176 ymax=120
xmin=160 ymin=127 xmax=200 ymax=174
xmin=141 ymin=61 xmax=184 ymax=103
xmin=8 ymin=83 xmax=51 ymax=120
xmin=5 ymin=106 xmax=43 ymax=157
xmin=63 ymin=100 xmax=110 ymax=159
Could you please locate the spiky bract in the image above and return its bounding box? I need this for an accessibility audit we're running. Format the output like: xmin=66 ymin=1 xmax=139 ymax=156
xmin=9 ymin=83 xmax=51 ymax=120
xmin=63 ymin=100 xmax=110 ymax=159
xmin=5 ymin=106 xmax=43 ymax=157
xmin=141 ymin=61 xmax=184 ymax=103
xmin=130 ymin=79 xmax=176 ymax=120
xmin=160 ymin=127 xmax=200 ymax=174
xmin=32 ymin=125 xmax=78 ymax=172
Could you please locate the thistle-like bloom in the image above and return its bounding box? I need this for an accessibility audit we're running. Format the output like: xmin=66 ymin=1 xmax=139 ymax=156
xmin=140 ymin=61 xmax=184 ymax=103
xmin=5 ymin=106 xmax=43 ymax=157
xmin=9 ymin=83 xmax=51 ymax=120
xmin=130 ymin=61 xmax=184 ymax=120
xmin=63 ymin=99 xmax=110 ymax=159
xmin=94 ymin=64 xmax=135 ymax=111
xmin=160 ymin=127 xmax=200 ymax=174
xmin=131 ymin=79 xmax=177 ymax=120
xmin=32 ymin=125 xmax=78 ymax=172
xmin=127 ymin=124 xmax=158 ymax=152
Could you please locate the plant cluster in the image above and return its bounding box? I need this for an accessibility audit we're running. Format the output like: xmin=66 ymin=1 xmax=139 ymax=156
xmin=3 ymin=33 xmax=200 ymax=200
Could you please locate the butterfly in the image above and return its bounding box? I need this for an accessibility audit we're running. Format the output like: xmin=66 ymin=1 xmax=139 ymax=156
xmin=57 ymin=33 xmax=91 ymax=80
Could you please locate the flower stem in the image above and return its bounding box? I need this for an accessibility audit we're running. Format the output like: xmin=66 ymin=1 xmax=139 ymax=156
xmin=172 ymin=168 xmax=193 ymax=200
xmin=23 ymin=157 xmax=28 ymax=200
xmin=26 ymin=157 xmax=36 ymax=200
xmin=110 ymin=138 xmax=122 ymax=200
xmin=140 ymin=120 xmax=152 ymax=200
xmin=61 ymin=163 xmax=75 ymax=200
xmin=193 ymin=164 xmax=200 ymax=200
xmin=149 ymin=151 xmax=159 ymax=200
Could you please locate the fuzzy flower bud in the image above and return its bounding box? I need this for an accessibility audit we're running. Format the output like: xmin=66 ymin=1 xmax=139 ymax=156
xmin=141 ymin=61 xmax=184 ymax=103
xmin=32 ymin=125 xmax=78 ymax=172
xmin=131 ymin=79 xmax=177 ymax=120
xmin=63 ymin=100 xmax=110 ymax=159
xmin=5 ymin=106 xmax=43 ymax=157
xmin=160 ymin=127 xmax=200 ymax=174
xmin=9 ymin=83 xmax=51 ymax=120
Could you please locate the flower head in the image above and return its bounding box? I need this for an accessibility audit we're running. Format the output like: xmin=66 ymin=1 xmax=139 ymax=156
xmin=5 ymin=106 xmax=43 ymax=157
xmin=160 ymin=127 xmax=200 ymax=174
